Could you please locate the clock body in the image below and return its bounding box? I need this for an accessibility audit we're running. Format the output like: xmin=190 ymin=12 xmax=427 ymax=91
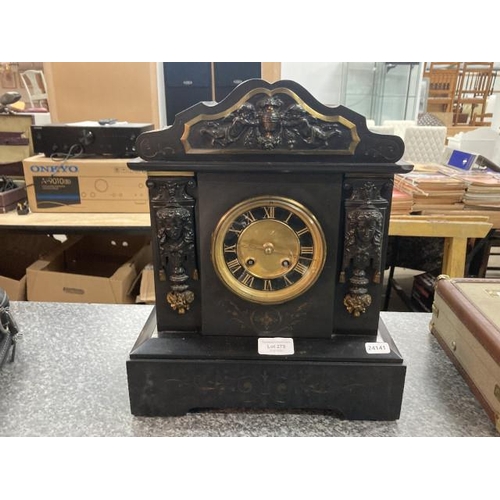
xmin=127 ymin=79 xmax=411 ymax=419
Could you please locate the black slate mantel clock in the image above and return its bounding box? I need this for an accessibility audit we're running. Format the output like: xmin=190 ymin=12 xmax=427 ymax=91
xmin=126 ymin=79 xmax=412 ymax=420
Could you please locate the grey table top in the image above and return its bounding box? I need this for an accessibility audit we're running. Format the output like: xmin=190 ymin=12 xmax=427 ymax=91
xmin=0 ymin=302 xmax=498 ymax=437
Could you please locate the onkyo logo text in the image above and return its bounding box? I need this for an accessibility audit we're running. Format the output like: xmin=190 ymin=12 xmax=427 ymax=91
xmin=30 ymin=165 xmax=79 ymax=173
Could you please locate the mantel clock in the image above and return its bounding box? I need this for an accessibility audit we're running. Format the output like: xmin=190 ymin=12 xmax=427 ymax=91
xmin=127 ymin=79 xmax=412 ymax=420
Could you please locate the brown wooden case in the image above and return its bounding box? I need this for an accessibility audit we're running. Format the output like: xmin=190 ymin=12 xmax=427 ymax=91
xmin=431 ymin=276 xmax=500 ymax=433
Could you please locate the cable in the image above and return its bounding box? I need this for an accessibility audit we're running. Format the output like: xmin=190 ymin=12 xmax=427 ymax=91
xmin=0 ymin=176 xmax=17 ymax=193
xmin=49 ymin=143 xmax=84 ymax=162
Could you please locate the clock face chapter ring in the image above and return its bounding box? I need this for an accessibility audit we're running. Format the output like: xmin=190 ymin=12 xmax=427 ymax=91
xmin=211 ymin=196 xmax=327 ymax=304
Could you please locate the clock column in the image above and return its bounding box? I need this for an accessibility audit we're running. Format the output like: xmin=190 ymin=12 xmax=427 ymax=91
xmin=147 ymin=174 xmax=201 ymax=334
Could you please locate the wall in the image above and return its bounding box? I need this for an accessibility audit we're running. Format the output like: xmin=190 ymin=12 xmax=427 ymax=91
xmin=262 ymin=62 xmax=281 ymax=83
xmin=44 ymin=62 xmax=281 ymax=129
xmin=15 ymin=62 xmax=500 ymax=130
xmin=44 ymin=62 xmax=160 ymax=128
xmin=281 ymin=62 xmax=343 ymax=105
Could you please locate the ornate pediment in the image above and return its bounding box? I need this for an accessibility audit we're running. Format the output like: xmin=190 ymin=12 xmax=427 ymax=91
xmin=136 ymin=79 xmax=405 ymax=163
xmin=182 ymin=88 xmax=359 ymax=154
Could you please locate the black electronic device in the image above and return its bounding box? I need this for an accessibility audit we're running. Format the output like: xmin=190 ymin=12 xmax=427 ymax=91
xmin=31 ymin=121 xmax=154 ymax=158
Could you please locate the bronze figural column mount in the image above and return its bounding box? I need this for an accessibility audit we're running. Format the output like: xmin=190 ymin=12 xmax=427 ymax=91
xmin=126 ymin=79 xmax=412 ymax=419
xmin=152 ymin=178 xmax=197 ymax=314
xmin=340 ymin=181 xmax=386 ymax=317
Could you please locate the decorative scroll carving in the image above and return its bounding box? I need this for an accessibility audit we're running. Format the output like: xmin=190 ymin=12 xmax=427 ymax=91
xmin=154 ymin=179 xmax=197 ymax=314
xmin=150 ymin=178 xmax=196 ymax=203
xmin=359 ymin=135 xmax=403 ymax=163
xmin=340 ymin=182 xmax=386 ymax=317
xmin=158 ymin=365 xmax=359 ymax=406
xmin=220 ymin=299 xmax=311 ymax=335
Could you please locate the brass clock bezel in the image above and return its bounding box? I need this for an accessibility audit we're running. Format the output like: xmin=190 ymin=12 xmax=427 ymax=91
xmin=211 ymin=196 xmax=327 ymax=304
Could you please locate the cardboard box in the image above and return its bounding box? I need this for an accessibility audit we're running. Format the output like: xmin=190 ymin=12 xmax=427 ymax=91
xmin=0 ymin=233 xmax=62 ymax=301
xmin=22 ymin=154 xmax=149 ymax=213
xmin=27 ymin=234 xmax=152 ymax=304
xmin=137 ymin=263 xmax=155 ymax=304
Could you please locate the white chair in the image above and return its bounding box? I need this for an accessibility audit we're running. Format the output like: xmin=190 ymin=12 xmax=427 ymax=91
xmin=20 ymin=70 xmax=48 ymax=108
xmin=368 ymin=125 xmax=394 ymax=135
xmin=403 ymin=126 xmax=447 ymax=163
xmin=382 ymin=120 xmax=417 ymax=140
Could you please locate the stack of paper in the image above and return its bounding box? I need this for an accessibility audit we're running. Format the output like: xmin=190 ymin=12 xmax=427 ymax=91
xmin=454 ymin=172 xmax=500 ymax=210
xmin=394 ymin=163 xmax=467 ymax=214
xmin=391 ymin=187 xmax=413 ymax=216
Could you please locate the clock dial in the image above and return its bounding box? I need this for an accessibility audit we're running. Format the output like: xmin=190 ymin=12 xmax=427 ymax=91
xmin=211 ymin=196 xmax=326 ymax=304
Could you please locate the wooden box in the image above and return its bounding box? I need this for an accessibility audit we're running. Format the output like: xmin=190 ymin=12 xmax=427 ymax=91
xmin=431 ymin=276 xmax=500 ymax=432
xmin=0 ymin=114 xmax=33 ymax=165
xmin=0 ymin=184 xmax=26 ymax=213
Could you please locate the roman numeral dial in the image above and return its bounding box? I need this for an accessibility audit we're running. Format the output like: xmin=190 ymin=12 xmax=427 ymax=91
xmin=211 ymin=196 xmax=327 ymax=304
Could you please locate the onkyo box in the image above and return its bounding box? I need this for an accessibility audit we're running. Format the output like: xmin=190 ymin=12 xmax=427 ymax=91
xmin=23 ymin=154 xmax=148 ymax=213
